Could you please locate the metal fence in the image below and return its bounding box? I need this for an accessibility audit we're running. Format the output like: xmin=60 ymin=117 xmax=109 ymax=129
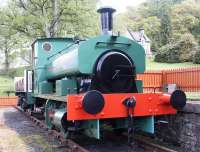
xmin=137 ymin=67 xmax=200 ymax=93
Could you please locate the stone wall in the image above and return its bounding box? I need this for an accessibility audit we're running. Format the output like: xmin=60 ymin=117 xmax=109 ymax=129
xmin=155 ymin=102 xmax=200 ymax=152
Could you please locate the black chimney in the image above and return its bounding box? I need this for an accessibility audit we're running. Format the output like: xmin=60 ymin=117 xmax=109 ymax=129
xmin=97 ymin=7 xmax=116 ymax=35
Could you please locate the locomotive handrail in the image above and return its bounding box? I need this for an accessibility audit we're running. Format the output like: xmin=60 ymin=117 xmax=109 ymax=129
xmin=47 ymin=43 xmax=77 ymax=60
xmin=96 ymin=41 xmax=131 ymax=47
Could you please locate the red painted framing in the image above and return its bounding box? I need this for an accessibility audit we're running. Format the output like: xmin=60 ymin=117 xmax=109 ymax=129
xmin=67 ymin=93 xmax=176 ymax=121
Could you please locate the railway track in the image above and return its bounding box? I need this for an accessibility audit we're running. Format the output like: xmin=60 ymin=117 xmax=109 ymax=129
xmin=14 ymin=106 xmax=89 ymax=152
xmin=134 ymin=136 xmax=178 ymax=152
xmin=14 ymin=106 xmax=178 ymax=152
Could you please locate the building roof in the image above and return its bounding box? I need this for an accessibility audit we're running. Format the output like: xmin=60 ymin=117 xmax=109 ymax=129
xmin=127 ymin=29 xmax=150 ymax=42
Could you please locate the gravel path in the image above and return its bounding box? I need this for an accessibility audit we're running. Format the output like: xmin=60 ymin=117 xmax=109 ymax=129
xmin=0 ymin=107 xmax=68 ymax=152
xmin=0 ymin=107 xmax=148 ymax=152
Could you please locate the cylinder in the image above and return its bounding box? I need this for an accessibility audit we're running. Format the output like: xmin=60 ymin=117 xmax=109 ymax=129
xmin=52 ymin=108 xmax=67 ymax=131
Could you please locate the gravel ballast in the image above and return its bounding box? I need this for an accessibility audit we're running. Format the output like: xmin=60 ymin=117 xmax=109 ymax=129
xmin=0 ymin=107 xmax=68 ymax=152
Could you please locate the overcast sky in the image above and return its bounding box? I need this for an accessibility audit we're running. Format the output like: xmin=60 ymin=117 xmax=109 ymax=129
xmin=99 ymin=0 xmax=146 ymax=13
xmin=0 ymin=0 xmax=8 ymax=7
xmin=1 ymin=0 xmax=146 ymax=12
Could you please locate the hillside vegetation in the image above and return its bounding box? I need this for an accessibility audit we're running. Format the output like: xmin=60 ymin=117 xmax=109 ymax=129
xmin=0 ymin=76 xmax=14 ymax=96
xmin=115 ymin=0 xmax=200 ymax=64
xmin=0 ymin=0 xmax=99 ymax=73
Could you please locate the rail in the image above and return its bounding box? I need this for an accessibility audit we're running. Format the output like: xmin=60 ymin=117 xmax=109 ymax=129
xmin=14 ymin=106 xmax=178 ymax=152
xmin=15 ymin=106 xmax=89 ymax=152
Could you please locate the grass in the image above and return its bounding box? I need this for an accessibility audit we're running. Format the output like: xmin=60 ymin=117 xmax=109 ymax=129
xmin=146 ymin=58 xmax=200 ymax=70
xmin=0 ymin=76 xmax=14 ymax=96
xmin=21 ymin=134 xmax=57 ymax=152
xmin=0 ymin=66 xmax=28 ymax=96
xmin=185 ymin=92 xmax=200 ymax=101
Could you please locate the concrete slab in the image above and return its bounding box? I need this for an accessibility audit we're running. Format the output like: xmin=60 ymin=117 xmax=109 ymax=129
xmin=181 ymin=101 xmax=200 ymax=114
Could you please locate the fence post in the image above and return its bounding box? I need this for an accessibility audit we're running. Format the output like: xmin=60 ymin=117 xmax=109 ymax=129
xmin=161 ymin=70 xmax=167 ymax=91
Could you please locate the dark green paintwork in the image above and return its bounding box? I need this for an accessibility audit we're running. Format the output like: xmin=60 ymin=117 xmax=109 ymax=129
xmin=111 ymin=116 xmax=154 ymax=134
xmin=33 ymin=35 xmax=145 ymax=88
xmin=134 ymin=116 xmax=154 ymax=133
xmin=39 ymin=81 xmax=53 ymax=94
xmin=136 ymin=80 xmax=143 ymax=93
xmin=32 ymin=38 xmax=74 ymax=94
xmin=82 ymin=120 xmax=100 ymax=139
xmin=78 ymin=35 xmax=145 ymax=74
xmin=26 ymin=92 xmax=35 ymax=105
xmin=56 ymin=79 xmax=77 ymax=96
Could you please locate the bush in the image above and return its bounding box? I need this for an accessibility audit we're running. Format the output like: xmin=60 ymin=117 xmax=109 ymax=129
xmin=154 ymin=44 xmax=181 ymax=63
xmin=177 ymin=33 xmax=197 ymax=62
xmin=151 ymin=41 xmax=159 ymax=52
xmin=0 ymin=66 xmax=31 ymax=78
xmin=154 ymin=33 xmax=197 ymax=63
xmin=193 ymin=49 xmax=200 ymax=64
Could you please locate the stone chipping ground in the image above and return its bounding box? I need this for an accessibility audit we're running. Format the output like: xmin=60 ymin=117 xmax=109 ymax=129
xmin=0 ymin=107 xmax=148 ymax=152
xmin=0 ymin=107 xmax=68 ymax=152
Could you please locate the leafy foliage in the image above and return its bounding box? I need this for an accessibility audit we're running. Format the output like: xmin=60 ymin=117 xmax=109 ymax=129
xmin=115 ymin=0 xmax=200 ymax=63
xmin=178 ymin=33 xmax=197 ymax=61
xmin=0 ymin=0 xmax=99 ymax=71
xmin=155 ymin=33 xmax=197 ymax=62
xmin=5 ymin=0 xmax=99 ymax=38
xmin=154 ymin=44 xmax=181 ymax=63
xmin=171 ymin=0 xmax=200 ymax=42
xmin=193 ymin=48 xmax=200 ymax=64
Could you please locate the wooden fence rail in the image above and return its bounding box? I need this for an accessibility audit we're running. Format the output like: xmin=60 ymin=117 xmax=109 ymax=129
xmin=137 ymin=67 xmax=200 ymax=92
xmin=0 ymin=96 xmax=18 ymax=107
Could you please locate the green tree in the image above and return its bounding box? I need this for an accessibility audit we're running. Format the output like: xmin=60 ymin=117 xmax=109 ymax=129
xmin=158 ymin=0 xmax=173 ymax=45
xmin=4 ymin=0 xmax=99 ymax=39
xmin=171 ymin=0 xmax=200 ymax=42
xmin=0 ymin=10 xmax=18 ymax=72
xmin=0 ymin=0 xmax=100 ymax=72
xmin=155 ymin=33 xmax=197 ymax=62
xmin=115 ymin=0 xmax=200 ymax=63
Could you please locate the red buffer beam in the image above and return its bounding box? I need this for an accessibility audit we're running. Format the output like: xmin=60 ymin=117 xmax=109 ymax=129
xmin=67 ymin=90 xmax=186 ymax=121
